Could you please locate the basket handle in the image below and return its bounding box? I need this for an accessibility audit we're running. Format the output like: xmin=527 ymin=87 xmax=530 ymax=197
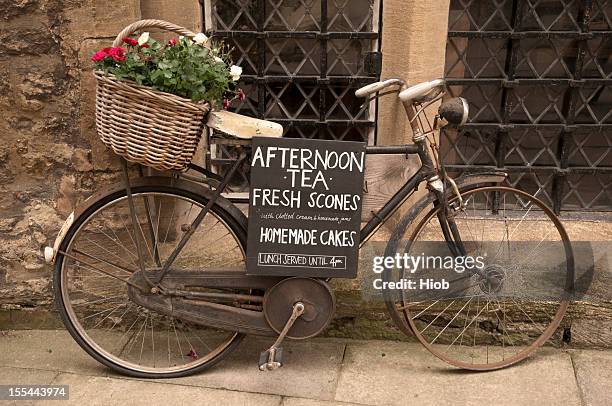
xmin=112 ymin=19 xmax=206 ymax=48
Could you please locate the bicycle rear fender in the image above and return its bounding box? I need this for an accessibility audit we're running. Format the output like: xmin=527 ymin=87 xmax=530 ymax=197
xmin=44 ymin=176 xmax=247 ymax=264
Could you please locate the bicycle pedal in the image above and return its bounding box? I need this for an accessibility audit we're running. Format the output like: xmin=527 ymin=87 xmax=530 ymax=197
xmin=258 ymin=347 xmax=284 ymax=371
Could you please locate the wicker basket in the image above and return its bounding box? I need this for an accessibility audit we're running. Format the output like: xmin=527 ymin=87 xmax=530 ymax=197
xmin=94 ymin=20 xmax=211 ymax=171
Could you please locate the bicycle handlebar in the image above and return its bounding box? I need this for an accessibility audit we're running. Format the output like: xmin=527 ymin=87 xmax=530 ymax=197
xmin=355 ymin=78 xmax=404 ymax=98
xmin=356 ymin=78 xmax=447 ymax=106
xmin=398 ymin=79 xmax=445 ymax=103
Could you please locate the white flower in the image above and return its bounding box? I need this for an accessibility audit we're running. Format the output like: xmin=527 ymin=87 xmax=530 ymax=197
xmin=179 ymin=35 xmax=185 ymax=40
xmin=214 ymin=56 xmax=224 ymax=64
xmin=230 ymin=65 xmax=242 ymax=81
xmin=137 ymin=32 xmax=150 ymax=46
xmin=193 ymin=33 xmax=209 ymax=45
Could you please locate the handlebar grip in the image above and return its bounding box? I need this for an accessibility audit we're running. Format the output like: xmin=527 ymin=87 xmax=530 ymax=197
xmin=398 ymin=79 xmax=445 ymax=102
xmin=355 ymin=78 xmax=403 ymax=98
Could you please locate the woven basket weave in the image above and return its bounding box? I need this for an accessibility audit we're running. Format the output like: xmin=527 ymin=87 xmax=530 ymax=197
xmin=94 ymin=20 xmax=211 ymax=171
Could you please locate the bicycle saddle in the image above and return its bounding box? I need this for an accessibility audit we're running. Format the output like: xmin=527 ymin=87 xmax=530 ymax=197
xmin=207 ymin=110 xmax=284 ymax=139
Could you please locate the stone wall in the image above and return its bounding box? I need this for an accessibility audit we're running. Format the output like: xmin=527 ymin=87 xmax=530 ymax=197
xmin=0 ymin=0 xmax=201 ymax=312
xmin=0 ymin=0 xmax=451 ymax=332
xmin=2 ymin=1 xmax=610 ymax=348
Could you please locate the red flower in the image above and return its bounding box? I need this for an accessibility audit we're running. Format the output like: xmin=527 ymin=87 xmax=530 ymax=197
xmin=122 ymin=37 xmax=138 ymax=46
xmin=108 ymin=47 xmax=127 ymax=62
xmin=140 ymin=43 xmax=150 ymax=49
xmin=222 ymin=98 xmax=230 ymax=110
xmin=92 ymin=47 xmax=125 ymax=63
xmin=168 ymin=38 xmax=177 ymax=46
xmin=91 ymin=50 xmax=107 ymax=62
xmin=237 ymin=88 xmax=246 ymax=101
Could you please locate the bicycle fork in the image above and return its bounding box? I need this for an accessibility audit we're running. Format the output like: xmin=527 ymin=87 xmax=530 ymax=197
xmin=428 ymin=175 xmax=468 ymax=258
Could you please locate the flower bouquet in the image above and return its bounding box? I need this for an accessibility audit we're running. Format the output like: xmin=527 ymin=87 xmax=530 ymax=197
xmin=92 ymin=19 xmax=245 ymax=171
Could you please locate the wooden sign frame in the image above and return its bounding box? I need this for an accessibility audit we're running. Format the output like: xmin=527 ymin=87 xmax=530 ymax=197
xmin=246 ymin=137 xmax=366 ymax=278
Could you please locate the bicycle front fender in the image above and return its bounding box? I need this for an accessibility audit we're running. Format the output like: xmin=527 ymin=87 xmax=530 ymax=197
xmin=386 ymin=171 xmax=508 ymax=249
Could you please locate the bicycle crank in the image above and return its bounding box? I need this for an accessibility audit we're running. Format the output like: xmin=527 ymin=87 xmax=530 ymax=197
xmin=259 ymin=277 xmax=336 ymax=371
xmin=259 ymin=302 xmax=304 ymax=371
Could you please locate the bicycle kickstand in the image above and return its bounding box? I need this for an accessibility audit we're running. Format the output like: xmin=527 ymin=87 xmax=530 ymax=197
xmin=258 ymin=302 xmax=305 ymax=371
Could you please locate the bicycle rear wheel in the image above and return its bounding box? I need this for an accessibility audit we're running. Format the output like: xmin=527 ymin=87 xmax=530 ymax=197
xmin=384 ymin=186 xmax=573 ymax=370
xmin=54 ymin=182 xmax=249 ymax=378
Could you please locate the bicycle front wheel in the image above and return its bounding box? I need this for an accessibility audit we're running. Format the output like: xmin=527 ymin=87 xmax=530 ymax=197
xmin=54 ymin=182 xmax=249 ymax=378
xmin=384 ymin=186 xmax=573 ymax=370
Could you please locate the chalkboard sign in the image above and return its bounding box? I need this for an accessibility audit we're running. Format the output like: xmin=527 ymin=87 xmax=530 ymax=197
xmin=247 ymin=137 xmax=366 ymax=278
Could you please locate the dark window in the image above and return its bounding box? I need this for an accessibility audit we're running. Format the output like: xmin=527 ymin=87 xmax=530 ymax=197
xmin=203 ymin=0 xmax=382 ymax=191
xmin=443 ymin=0 xmax=612 ymax=212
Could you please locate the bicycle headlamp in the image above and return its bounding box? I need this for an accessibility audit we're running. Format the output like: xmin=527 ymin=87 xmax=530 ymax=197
xmin=438 ymin=97 xmax=469 ymax=127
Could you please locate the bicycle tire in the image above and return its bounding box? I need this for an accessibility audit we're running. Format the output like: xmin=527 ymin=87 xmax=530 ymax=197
xmin=383 ymin=186 xmax=573 ymax=370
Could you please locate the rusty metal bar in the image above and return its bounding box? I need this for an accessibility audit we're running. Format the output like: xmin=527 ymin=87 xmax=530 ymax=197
xmin=120 ymin=159 xmax=152 ymax=287
xmin=552 ymin=0 xmax=595 ymax=213
xmin=166 ymin=288 xmax=264 ymax=303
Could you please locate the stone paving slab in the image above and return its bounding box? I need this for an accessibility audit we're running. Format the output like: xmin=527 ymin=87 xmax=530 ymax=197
xmin=0 ymin=367 xmax=59 ymax=406
xmin=281 ymin=397 xmax=365 ymax=406
xmin=0 ymin=331 xmax=104 ymax=377
xmin=2 ymin=330 xmax=610 ymax=406
xmin=0 ymin=331 xmax=346 ymax=401
xmin=0 ymin=366 xmax=58 ymax=386
xmin=162 ymin=336 xmax=345 ymax=400
xmin=51 ymin=372 xmax=282 ymax=406
xmin=334 ymin=340 xmax=583 ymax=406
xmin=570 ymin=350 xmax=612 ymax=406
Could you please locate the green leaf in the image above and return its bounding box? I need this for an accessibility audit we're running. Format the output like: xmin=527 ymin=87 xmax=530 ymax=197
xmin=97 ymin=33 xmax=237 ymax=103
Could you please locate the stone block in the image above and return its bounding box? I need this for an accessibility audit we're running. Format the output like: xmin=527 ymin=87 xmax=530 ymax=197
xmin=72 ymin=148 xmax=93 ymax=172
xmin=61 ymin=0 xmax=96 ymax=52
xmin=0 ymin=23 xmax=58 ymax=55
xmin=9 ymin=308 xmax=62 ymax=330
xmin=1 ymin=0 xmax=40 ymax=21
xmin=572 ymin=350 xmax=612 ymax=406
xmin=77 ymin=53 xmax=117 ymax=171
xmin=141 ymin=0 xmax=202 ymax=33
xmin=56 ymin=174 xmax=76 ymax=215
xmin=93 ymin=0 xmax=141 ymax=38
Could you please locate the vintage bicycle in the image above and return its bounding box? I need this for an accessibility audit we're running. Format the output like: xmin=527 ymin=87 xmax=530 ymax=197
xmin=45 ymin=76 xmax=574 ymax=377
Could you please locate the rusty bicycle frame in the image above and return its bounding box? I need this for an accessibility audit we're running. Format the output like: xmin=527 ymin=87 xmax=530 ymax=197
xmin=103 ymin=79 xmax=506 ymax=338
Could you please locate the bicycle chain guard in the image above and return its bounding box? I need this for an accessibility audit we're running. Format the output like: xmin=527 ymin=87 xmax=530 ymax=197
xmin=263 ymin=277 xmax=335 ymax=340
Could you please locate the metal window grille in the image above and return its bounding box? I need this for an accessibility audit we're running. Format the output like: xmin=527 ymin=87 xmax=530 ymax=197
xmin=200 ymin=0 xmax=382 ymax=190
xmin=442 ymin=0 xmax=612 ymax=212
